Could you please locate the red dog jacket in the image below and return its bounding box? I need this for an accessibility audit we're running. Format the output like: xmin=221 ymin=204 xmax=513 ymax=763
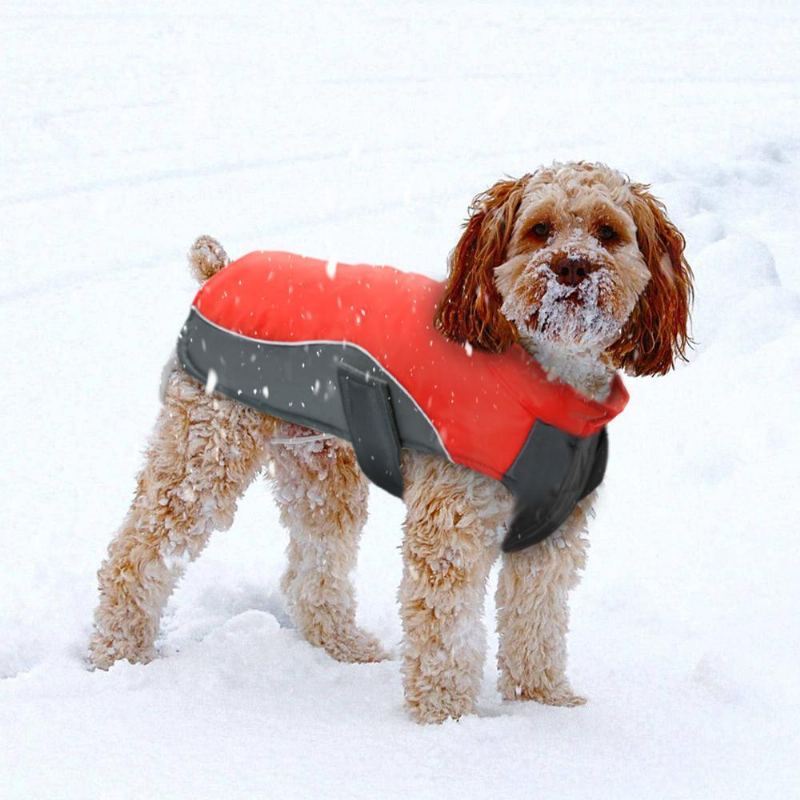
xmin=176 ymin=251 xmax=628 ymax=550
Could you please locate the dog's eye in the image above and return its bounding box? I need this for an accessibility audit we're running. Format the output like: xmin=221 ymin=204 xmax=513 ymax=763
xmin=597 ymin=224 xmax=617 ymax=242
xmin=531 ymin=222 xmax=550 ymax=239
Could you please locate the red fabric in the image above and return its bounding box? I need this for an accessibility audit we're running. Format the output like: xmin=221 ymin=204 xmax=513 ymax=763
xmin=193 ymin=251 xmax=628 ymax=480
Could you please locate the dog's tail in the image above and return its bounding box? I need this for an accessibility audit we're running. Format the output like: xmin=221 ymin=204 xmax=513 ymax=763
xmin=188 ymin=235 xmax=229 ymax=283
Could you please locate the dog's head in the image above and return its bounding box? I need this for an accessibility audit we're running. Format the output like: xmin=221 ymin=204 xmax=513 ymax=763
xmin=435 ymin=162 xmax=693 ymax=376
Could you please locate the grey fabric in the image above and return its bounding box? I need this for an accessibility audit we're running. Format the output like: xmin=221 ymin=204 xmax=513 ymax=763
xmin=500 ymin=423 xmax=606 ymax=551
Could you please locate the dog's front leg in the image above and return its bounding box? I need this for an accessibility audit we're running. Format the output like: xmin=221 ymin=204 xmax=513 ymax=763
xmin=89 ymin=370 xmax=275 ymax=669
xmin=399 ymin=455 xmax=507 ymax=724
xmin=495 ymin=501 xmax=590 ymax=706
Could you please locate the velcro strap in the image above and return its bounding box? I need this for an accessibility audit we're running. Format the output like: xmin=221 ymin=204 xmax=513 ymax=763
xmin=337 ymin=362 xmax=404 ymax=498
xmin=501 ymin=424 xmax=606 ymax=552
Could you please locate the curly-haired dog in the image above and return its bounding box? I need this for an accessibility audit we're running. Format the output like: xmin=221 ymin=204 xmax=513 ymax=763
xmin=89 ymin=162 xmax=692 ymax=723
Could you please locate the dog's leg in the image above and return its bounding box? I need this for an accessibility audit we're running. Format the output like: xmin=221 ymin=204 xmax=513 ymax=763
xmin=89 ymin=370 xmax=275 ymax=669
xmin=268 ymin=433 xmax=386 ymax=664
xmin=399 ymin=454 xmax=508 ymax=723
xmin=495 ymin=501 xmax=590 ymax=706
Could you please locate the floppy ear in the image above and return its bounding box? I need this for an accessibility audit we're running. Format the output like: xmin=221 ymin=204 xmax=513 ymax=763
xmin=609 ymin=185 xmax=694 ymax=375
xmin=434 ymin=176 xmax=530 ymax=353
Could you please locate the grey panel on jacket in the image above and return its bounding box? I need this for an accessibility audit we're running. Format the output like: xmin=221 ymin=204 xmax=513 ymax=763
xmin=501 ymin=423 xmax=606 ymax=552
xmin=177 ymin=307 xmax=447 ymax=458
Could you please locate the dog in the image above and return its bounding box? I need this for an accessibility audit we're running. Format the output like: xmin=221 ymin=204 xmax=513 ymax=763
xmin=89 ymin=161 xmax=692 ymax=724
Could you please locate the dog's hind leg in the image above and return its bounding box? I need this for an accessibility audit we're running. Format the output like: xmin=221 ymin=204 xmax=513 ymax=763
xmin=89 ymin=370 xmax=275 ymax=669
xmin=268 ymin=431 xmax=387 ymax=664
xmin=399 ymin=454 xmax=508 ymax=723
xmin=495 ymin=501 xmax=590 ymax=706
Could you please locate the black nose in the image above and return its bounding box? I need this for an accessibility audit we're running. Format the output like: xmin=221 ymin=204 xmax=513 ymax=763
xmin=550 ymin=254 xmax=596 ymax=286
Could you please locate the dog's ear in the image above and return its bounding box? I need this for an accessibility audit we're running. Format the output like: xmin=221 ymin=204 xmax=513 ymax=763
xmin=434 ymin=176 xmax=529 ymax=353
xmin=609 ymin=185 xmax=694 ymax=375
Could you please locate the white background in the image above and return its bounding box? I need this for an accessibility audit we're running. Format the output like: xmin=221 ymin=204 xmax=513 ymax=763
xmin=1 ymin=2 xmax=798 ymax=797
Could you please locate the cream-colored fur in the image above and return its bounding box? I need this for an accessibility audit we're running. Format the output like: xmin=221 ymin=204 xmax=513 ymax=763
xmin=90 ymin=369 xmax=276 ymax=669
xmin=269 ymin=424 xmax=387 ymax=663
xmin=90 ymin=162 xmax=692 ymax=723
xmin=399 ymin=454 xmax=512 ymax=722
xmin=91 ymin=386 xmax=586 ymax=719
xmin=496 ymin=500 xmax=590 ymax=707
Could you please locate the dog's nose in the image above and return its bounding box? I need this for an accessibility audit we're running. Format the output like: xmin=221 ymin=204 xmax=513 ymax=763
xmin=550 ymin=254 xmax=596 ymax=286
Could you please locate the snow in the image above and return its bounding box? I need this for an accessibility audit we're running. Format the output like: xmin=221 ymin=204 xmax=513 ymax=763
xmin=505 ymin=262 xmax=623 ymax=348
xmin=1 ymin=1 xmax=799 ymax=797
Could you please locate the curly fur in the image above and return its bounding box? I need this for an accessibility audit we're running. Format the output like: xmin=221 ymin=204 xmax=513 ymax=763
xmin=90 ymin=165 xmax=692 ymax=723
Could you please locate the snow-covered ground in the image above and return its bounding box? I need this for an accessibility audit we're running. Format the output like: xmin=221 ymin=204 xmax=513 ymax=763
xmin=2 ymin=2 xmax=799 ymax=797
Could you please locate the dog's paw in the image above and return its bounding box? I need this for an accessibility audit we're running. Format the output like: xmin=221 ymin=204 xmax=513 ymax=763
xmin=500 ymin=675 xmax=586 ymax=706
xmin=523 ymin=688 xmax=587 ymax=707
xmin=405 ymin=688 xmax=475 ymax=724
xmin=320 ymin=628 xmax=389 ymax=664
xmin=87 ymin=631 xmax=155 ymax=671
